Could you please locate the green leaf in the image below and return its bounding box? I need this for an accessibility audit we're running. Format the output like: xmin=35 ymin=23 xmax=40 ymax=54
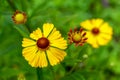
xmin=61 ymin=71 xmax=85 ymax=80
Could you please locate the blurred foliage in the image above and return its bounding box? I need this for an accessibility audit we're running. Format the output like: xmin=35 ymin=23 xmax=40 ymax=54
xmin=0 ymin=0 xmax=120 ymax=80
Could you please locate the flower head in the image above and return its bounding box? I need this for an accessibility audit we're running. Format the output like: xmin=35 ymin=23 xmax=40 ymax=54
xmin=68 ymin=28 xmax=87 ymax=46
xmin=12 ymin=10 xmax=27 ymax=24
xmin=22 ymin=23 xmax=67 ymax=68
xmin=80 ymin=19 xmax=113 ymax=48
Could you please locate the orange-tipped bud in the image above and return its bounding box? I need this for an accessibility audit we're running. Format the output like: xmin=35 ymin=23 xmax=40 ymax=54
xmin=12 ymin=10 xmax=27 ymax=24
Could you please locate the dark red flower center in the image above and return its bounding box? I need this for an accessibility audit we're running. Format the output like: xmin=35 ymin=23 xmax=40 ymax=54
xmin=37 ymin=37 xmax=49 ymax=49
xmin=92 ymin=28 xmax=100 ymax=35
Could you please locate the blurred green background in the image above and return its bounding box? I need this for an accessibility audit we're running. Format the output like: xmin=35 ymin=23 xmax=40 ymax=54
xmin=0 ymin=0 xmax=120 ymax=80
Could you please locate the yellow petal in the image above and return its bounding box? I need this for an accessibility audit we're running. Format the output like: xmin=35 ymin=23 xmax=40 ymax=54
xmin=48 ymin=28 xmax=61 ymax=41
xmin=97 ymin=33 xmax=112 ymax=45
xmin=80 ymin=19 xmax=104 ymax=30
xmin=92 ymin=19 xmax=104 ymax=27
xmin=99 ymin=33 xmax=112 ymax=40
xmin=29 ymin=50 xmax=48 ymax=68
xmin=47 ymin=28 xmax=67 ymax=49
xmin=80 ymin=20 xmax=94 ymax=30
xmin=91 ymin=39 xmax=99 ymax=48
xmin=22 ymin=45 xmax=38 ymax=62
xmin=43 ymin=23 xmax=54 ymax=37
xmin=50 ymin=38 xmax=67 ymax=49
xmin=38 ymin=51 xmax=48 ymax=68
xmin=97 ymin=36 xmax=108 ymax=46
xmin=86 ymin=31 xmax=99 ymax=48
xmin=50 ymin=47 xmax=66 ymax=61
xmin=22 ymin=38 xmax=36 ymax=47
xmin=28 ymin=53 xmax=39 ymax=67
xmin=46 ymin=47 xmax=66 ymax=66
xmin=100 ymin=22 xmax=113 ymax=35
xmin=85 ymin=31 xmax=94 ymax=44
xmin=30 ymin=28 xmax=42 ymax=40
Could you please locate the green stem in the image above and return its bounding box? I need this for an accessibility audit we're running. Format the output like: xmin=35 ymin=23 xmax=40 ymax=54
xmin=7 ymin=0 xmax=16 ymax=11
xmin=36 ymin=68 xmax=43 ymax=80
xmin=45 ymin=51 xmax=55 ymax=80
xmin=25 ymin=23 xmax=32 ymax=33
xmin=67 ymin=58 xmax=86 ymax=75
xmin=23 ymin=24 xmax=30 ymax=34
xmin=67 ymin=62 xmax=80 ymax=75
xmin=50 ymin=66 xmax=55 ymax=80
xmin=13 ymin=25 xmax=29 ymax=37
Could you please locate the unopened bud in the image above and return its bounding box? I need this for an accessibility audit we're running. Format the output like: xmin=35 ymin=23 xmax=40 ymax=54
xmin=110 ymin=62 xmax=115 ymax=67
xmin=18 ymin=74 xmax=26 ymax=80
xmin=83 ymin=54 xmax=88 ymax=59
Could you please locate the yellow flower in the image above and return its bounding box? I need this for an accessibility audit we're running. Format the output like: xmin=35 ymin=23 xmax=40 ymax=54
xmin=68 ymin=28 xmax=87 ymax=46
xmin=80 ymin=19 xmax=113 ymax=48
xmin=12 ymin=10 xmax=27 ymax=24
xmin=22 ymin=23 xmax=67 ymax=68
